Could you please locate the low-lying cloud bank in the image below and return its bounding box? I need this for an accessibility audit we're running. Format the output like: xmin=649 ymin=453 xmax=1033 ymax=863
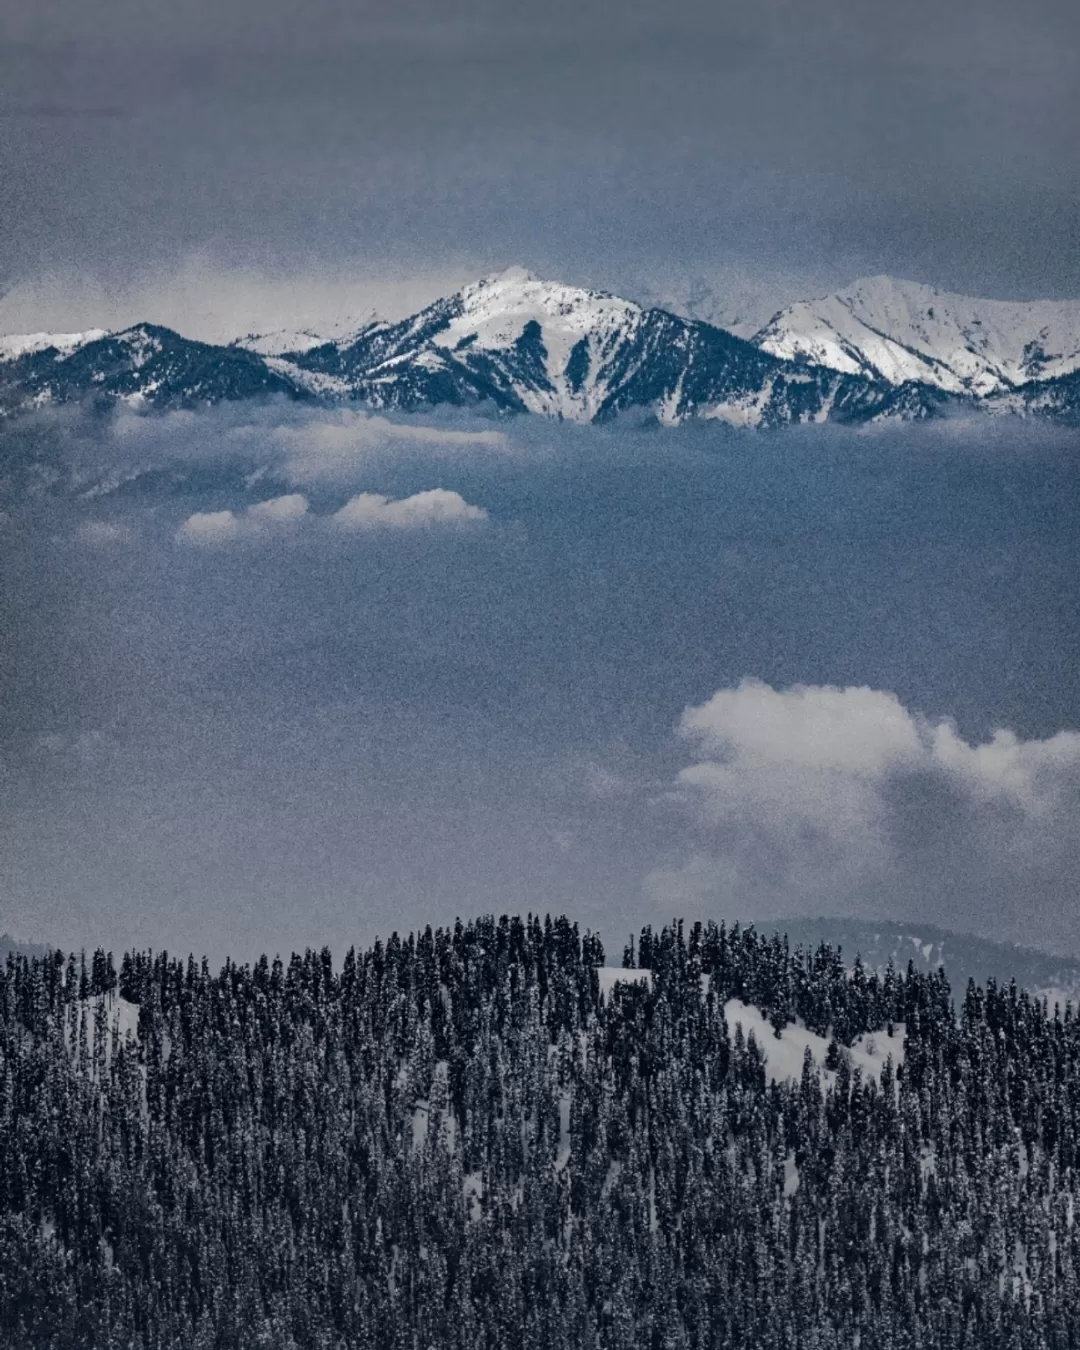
xmin=652 ymin=679 xmax=1080 ymax=950
xmin=263 ymin=409 xmax=509 ymax=484
xmin=177 ymin=489 xmax=487 ymax=543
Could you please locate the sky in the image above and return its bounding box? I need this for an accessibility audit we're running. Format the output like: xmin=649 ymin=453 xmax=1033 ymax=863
xmin=1 ymin=1 xmax=1078 ymax=966
xmin=1 ymin=0 xmax=1079 ymax=338
xmin=1 ymin=406 xmax=1078 ymax=963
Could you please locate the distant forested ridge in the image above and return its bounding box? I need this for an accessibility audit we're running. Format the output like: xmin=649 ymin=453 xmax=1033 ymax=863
xmin=2 ymin=915 xmax=1080 ymax=1349
xmin=760 ymin=917 xmax=1080 ymax=1011
xmin=0 ymin=933 xmax=49 ymax=963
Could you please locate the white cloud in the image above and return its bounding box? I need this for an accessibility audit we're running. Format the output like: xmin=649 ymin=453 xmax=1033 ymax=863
xmin=246 ymin=492 xmax=310 ymax=523
xmin=110 ymin=408 xmax=201 ymax=440
xmin=177 ymin=494 xmax=311 ymax=544
xmin=678 ymin=678 xmax=1080 ymax=816
xmin=651 ymin=678 xmax=1080 ymax=944
xmin=681 ymin=680 xmax=923 ymax=776
xmin=332 ymin=489 xmax=488 ymax=530
xmin=178 ymin=509 xmax=241 ymax=543
xmin=927 ymin=722 xmax=1080 ymax=813
xmin=176 ymin=487 xmax=485 ymax=542
xmin=0 ymin=254 xmax=476 ymax=346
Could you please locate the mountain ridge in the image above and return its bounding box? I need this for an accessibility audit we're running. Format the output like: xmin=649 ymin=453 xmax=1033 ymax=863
xmin=753 ymin=273 xmax=1080 ymax=394
xmin=2 ymin=268 xmax=1078 ymax=426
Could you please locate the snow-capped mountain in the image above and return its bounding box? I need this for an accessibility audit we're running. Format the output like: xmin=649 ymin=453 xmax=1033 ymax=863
xmin=269 ymin=267 xmax=920 ymax=427
xmin=0 ymin=322 xmax=306 ymax=417
xmin=1 ymin=268 xmax=1078 ymax=426
xmin=753 ymin=274 xmax=1080 ymax=396
xmin=433 ymin=268 xmax=646 ymax=420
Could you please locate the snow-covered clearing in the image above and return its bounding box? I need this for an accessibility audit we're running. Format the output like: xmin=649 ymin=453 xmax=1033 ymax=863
xmin=724 ymin=998 xmax=905 ymax=1087
xmin=66 ymin=994 xmax=141 ymax=1056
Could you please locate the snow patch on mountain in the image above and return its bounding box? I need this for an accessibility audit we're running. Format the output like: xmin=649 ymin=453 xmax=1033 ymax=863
xmin=753 ymin=275 xmax=1080 ymax=395
xmin=700 ymin=378 xmax=779 ymax=428
xmin=262 ymin=356 xmax=352 ymax=397
xmin=436 ymin=268 xmax=639 ymax=358
xmin=66 ymin=994 xmax=141 ymax=1073
xmin=0 ymin=329 xmax=108 ymax=362
xmin=233 ymin=316 xmax=374 ymax=357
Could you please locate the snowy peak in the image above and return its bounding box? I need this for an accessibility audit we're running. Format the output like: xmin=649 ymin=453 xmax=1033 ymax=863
xmin=0 ymin=329 xmax=109 ymax=362
xmin=232 ymin=315 xmax=375 ymax=358
xmin=277 ymin=267 xmax=666 ymax=422
xmin=425 ymin=268 xmax=648 ymax=419
xmin=754 ymin=275 xmax=1080 ymax=394
xmin=449 ymin=267 xmax=642 ymax=347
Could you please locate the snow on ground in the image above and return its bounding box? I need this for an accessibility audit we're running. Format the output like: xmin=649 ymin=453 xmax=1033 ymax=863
xmin=724 ymin=999 xmax=905 ymax=1088
xmin=263 ymin=356 xmax=352 ymax=397
xmin=556 ymin=1092 xmax=572 ymax=1172
xmin=463 ymin=1172 xmax=484 ymax=1221
xmin=232 ymin=316 xmax=372 ymax=356
xmin=596 ymin=967 xmax=653 ymax=998
xmin=65 ymin=994 xmax=141 ymax=1077
xmin=596 ymin=975 xmax=903 ymax=1089
xmin=75 ymin=994 xmax=140 ymax=1047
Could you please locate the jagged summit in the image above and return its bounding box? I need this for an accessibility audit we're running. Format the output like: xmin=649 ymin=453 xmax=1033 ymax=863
xmin=754 ymin=274 xmax=1080 ymax=394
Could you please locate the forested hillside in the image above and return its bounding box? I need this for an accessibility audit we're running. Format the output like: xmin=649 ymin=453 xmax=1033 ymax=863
xmin=3 ymin=916 xmax=1080 ymax=1349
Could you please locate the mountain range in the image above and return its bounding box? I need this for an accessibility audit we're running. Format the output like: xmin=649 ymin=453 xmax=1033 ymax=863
xmin=2 ymin=267 xmax=1079 ymax=427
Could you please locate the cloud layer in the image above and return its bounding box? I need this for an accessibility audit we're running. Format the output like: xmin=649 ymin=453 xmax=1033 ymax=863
xmin=268 ymin=410 xmax=508 ymax=483
xmin=332 ymin=489 xmax=487 ymax=530
xmin=177 ymin=495 xmax=310 ymax=543
xmin=177 ymin=488 xmax=486 ymax=542
xmin=655 ymin=679 xmax=1080 ymax=945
